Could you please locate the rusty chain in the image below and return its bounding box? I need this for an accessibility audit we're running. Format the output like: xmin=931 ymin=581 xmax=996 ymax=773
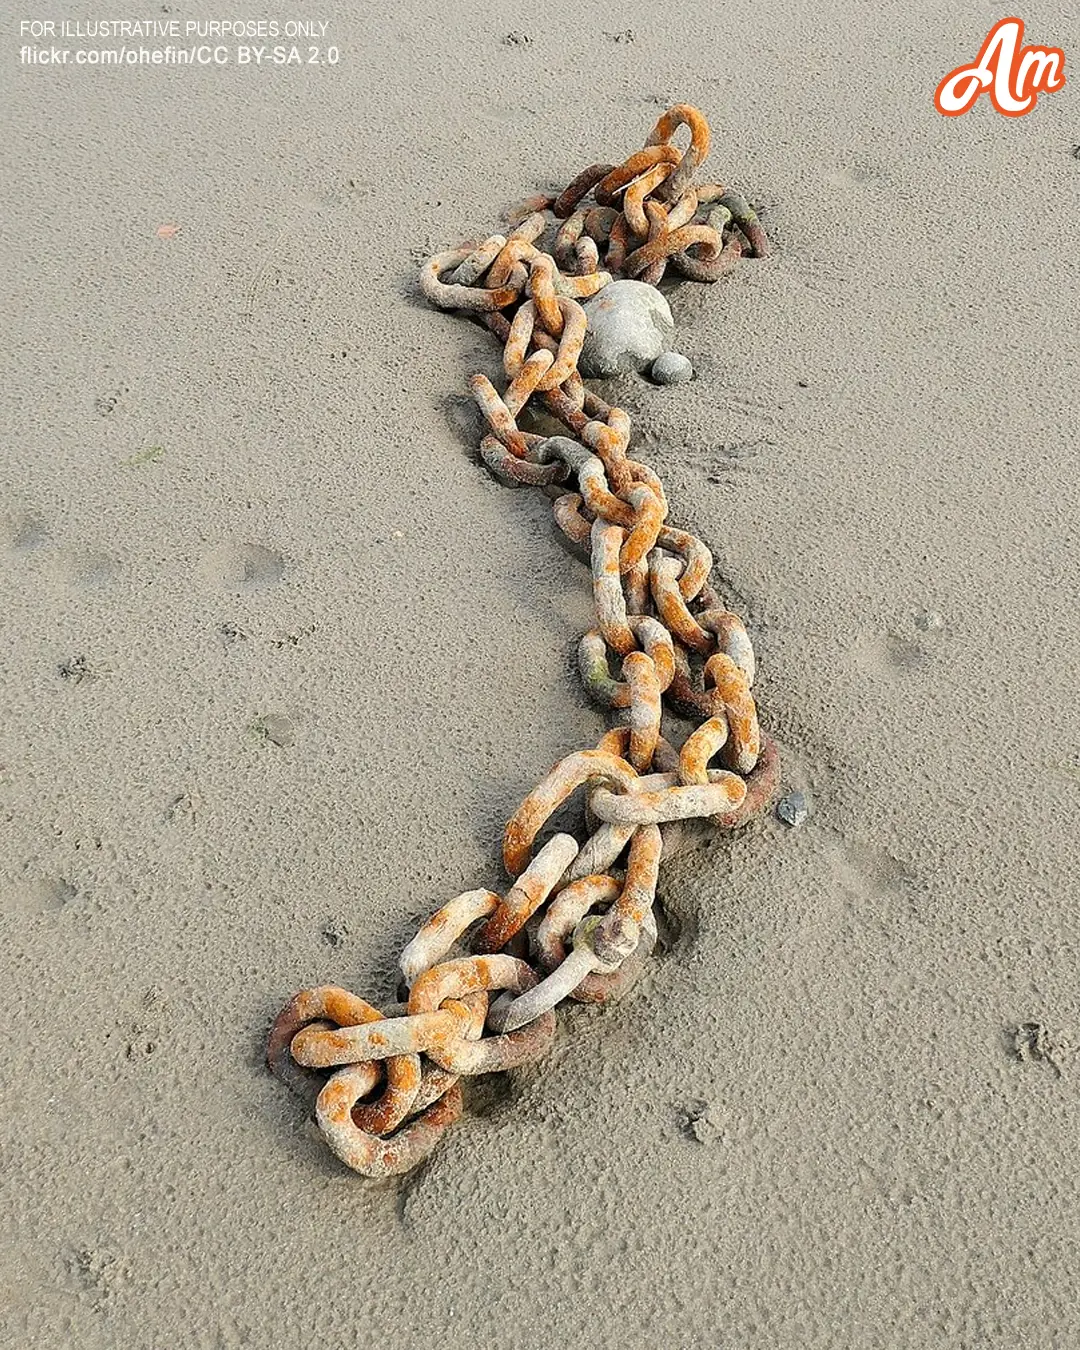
xmin=267 ymin=103 xmax=780 ymax=1178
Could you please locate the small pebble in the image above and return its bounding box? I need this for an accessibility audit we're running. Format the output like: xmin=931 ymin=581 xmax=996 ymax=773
xmin=321 ymin=920 xmax=348 ymax=949
xmin=220 ymin=621 xmax=248 ymax=648
xmin=777 ymin=791 xmax=808 ymax=827
xmin=261 ymin=714 xmax=296 ymax=748
xmin=914 ymin=607 xmax=944 ymax=632
xmin=679 ymin=1100 xmax=723 ymax=1144
xmin=651 ymin=352 xmax=694 ymax=385
xmin=58 ymin=655 xmax=95 ymax=684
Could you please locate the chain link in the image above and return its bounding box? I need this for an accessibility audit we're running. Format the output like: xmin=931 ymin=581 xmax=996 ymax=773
xmin=267 ymin=103 xmax=780 ymax=1178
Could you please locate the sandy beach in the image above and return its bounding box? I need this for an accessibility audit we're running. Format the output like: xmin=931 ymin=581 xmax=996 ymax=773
xmin=3 ymin=1 xmax=1079 ymax=1345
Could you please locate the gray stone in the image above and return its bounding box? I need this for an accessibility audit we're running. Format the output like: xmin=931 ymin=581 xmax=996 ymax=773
xmin=579 ymin=280 xmax=674 ymax=377
xmin=914 ymin=607 xmax=945 ymax=632
xmin=651 ymin=351 xmax=694 ymax=385
xmin=776 ymin=791 xmax=809 ymax=827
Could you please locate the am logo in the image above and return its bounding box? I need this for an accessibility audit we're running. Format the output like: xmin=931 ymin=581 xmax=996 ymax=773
xmin=935 ymin=17 xmax=1065 ymax=117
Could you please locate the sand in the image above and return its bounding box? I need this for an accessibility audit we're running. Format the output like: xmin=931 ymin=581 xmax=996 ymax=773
xmin=3 ymin=1 xmax=1079 ymax=1346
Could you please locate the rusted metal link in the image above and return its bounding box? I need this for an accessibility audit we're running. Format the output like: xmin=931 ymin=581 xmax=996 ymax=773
xmin=592 ymin=821 xmax=662 ymax=962
xmin=399 ymin=888 xmax=502 ymax=987
xmin=290 ymin=1000 xmax=477 ymax=1069
xmin=501 ymin=193 xmax=556 ymax=227
xmin=629 ymin=616 xmax=676 ymax=688
xmin=651 ymin=150 xmax=696 ymax=211
xmin=494 ymin=852 xmax=661 ymax=1031
xmin=481 ymin=435 xmax=568 ymax=488
xmin=316 ymin=1073 xmax=464 ymax=1180
xmin=536 ymin=874 xmax=658 ymax=1004
xmin=469 ymin=373 xmax=532 ymax=458
xmin=650 ymin=554 xmax=713 ymax=652
xmin=583 ymin=207 xmax=615 ymax=245
xmin=629 ymin=460 xmax=668 ymax=516
xmin=579 ymin=629 xmax=629 ymax=707
xmin=508 ymin=212 xmax=549 ymax=246
xmin=561 ymin=731 xmax=664 ymax=878
xmin=563 ymin=819 xmax=637 ymax=882
xmin=665 ymin=641 xmax=715 ymax=720
xmin=420 ymin=249 xmax=521 ymax=311
xmin=656 ymin=525 xmax=713 ymax=600
xmin=578 ymin=617 xmax=675 ymax=710
xmin=594 ymin=145 xmax=681 ymax=203
xmin=576 ymin=237 xmax=601 ymax=276
xmin=705 ymin=651 xmax=761 ymax=774
xmin=623 ymin=650 xmax=662 ymax=771
xmin=584 ymin=206 xmax=619 ymax=243
xmin=697 ymin=608 xmax=756 ymax=685
xmin=553 ymin=210 xmax=585 ymax=271
xmin=553 ymin=269 xmax=611 ymax=300
xmin=267 ymin=985 xmax=381 ymax=1100
xmin=267 ymin=985 xmax=426 ymax=1134
xmin=553 ymin=491 xmax=593 ymax=551
xmin=487 ymin=894 xmax=658 ymax=1034
xmin=541 ymin=437 xmax=638 ymax=530
xmin=451 ymin=234 xmax=508 ymax=286
xmin=594 ymin=145 xmax=680 ymax=207
xmin=581 ymin=411 xmax=633 ymax=496
xmin=715 ymin=733 xmax=781 ymax=827
xmin=553 ymin=163 xmax=615 ymax=218
xmin=527 ymin=254 xmax=565 ymax=334
xmin=504 ymin=349 xmax=555 ymax=415
xmin=605 ymin=213 xmax=634 ymax=272
xmin=646 ymin=102 xmax=711 ymax=169
xmin=487 ymin=237 xmax=539 ymax=288
xmin=640 ymin=198 xmax=672 ymax=286
xmin=720 ymin=192 xmax=769 ymax=258
xmin=536 ymin=873 xmax=617 ymax=969
xmin=624 ymin=223 xmax=722 ymax=279
xmin=591 ymin=519 xmax=635 ymax=655
xmin=670 ymin=228 xmax=743 ymax=283
xmin=589 ymin=769 xmax=747 ymax=825
xmin=623 ymin=163 xmax=675 ymax=236
xmin=503 ymin=748 xmax=638 ymax=876
xmin=678 ymin=716 xmax=730 ymax=785
xmin=412 ymin=1059 xmax=463 ymax=1112
xmin=509 ymin=293 xmax=588 ymax=390
xmin=666 ymin=190 xmax=700 ymax=231
xmin=645 ymin=103 xmax=711 ymax=207
xmin=624 ymin=554 xmax=650 ymax=614
xmin=554 ymin=212 xmax=601 ymax=276
xmin=473 ymin=832 xmax=579 ymax=954
xmin=409 ymin=954 xmax=557 ymax=1073
xmin=485 ymin=942 xmax=605 ymax=1034
xmin=619 ymin=485 xmax=665 ymax=571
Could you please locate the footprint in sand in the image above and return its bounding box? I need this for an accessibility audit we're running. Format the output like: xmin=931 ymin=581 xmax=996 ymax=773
xmin=0 ymin=874 xmax=77 ymax=917
xmin=826 ymin=838 xmax=919 ymax=915
xmin=53 ymin=550 xmax=119 ymax=590
xmin=3 ymin=515 xmax=119 ymax=591
xmin=854 ymin=612 xmax=948 ymax=682
xmin=198 ymin=542 xmax=286 ymax=592
xmin=1 ymin=512 xmax=51 ymax=554
xmin=826 ymin=161 xmax=892 ymax=189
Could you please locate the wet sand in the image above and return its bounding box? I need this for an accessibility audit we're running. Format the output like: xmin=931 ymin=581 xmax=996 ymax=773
xmin=3 ymin=1 xmax=1079 ymax=1345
